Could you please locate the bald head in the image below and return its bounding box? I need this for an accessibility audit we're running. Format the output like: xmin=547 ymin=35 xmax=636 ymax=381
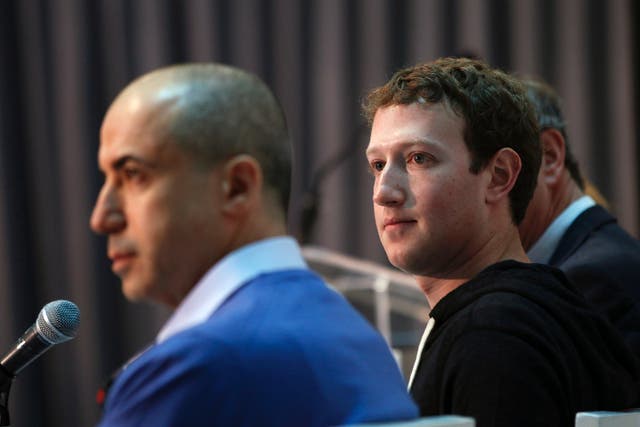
xmin=108 ymin=63 xmax=292 ymax=212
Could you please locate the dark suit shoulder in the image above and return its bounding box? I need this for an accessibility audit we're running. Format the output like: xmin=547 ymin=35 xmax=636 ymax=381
xmin=551 ymin=205 xmax=640 ymax=357
xmin=551 ymin=205 xmax=640 ymax=266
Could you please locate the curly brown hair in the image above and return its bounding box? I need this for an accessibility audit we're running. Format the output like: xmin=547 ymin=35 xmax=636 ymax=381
xmin=363 ymin=57 xmax=541 ymax=224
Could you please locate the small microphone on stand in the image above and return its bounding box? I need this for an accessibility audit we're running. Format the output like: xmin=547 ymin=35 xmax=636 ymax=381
xmin=0 ymin=300 xmax=80 ymax=426
xmin=299 ymin=122 xmax=368 ymax=243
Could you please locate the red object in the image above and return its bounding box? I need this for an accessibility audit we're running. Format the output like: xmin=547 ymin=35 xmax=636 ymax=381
xmin=96 ymin=388 xmax=106 ymax=405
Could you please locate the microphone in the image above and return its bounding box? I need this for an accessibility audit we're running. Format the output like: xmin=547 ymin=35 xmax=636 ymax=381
xmin=0 ymin=300 xmax=80 ymax=376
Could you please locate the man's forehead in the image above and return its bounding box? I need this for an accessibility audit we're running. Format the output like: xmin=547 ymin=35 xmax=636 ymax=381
xmin=101 ymin=86 xmax=179 ymax=140
xmin=367 ymin=103 xmax=464 ymax=146
xmin=107 ymin=83 xmax=182 ymax=123
xmin=365 ymin=137 xmax=444 ymax=155
xmin=375 ymin=100 xmax=458 ymax=118
xmin=117 ymin=72 xmax=191 ymax=103
xmin=98 ymin=110 xmax=172 ymax=170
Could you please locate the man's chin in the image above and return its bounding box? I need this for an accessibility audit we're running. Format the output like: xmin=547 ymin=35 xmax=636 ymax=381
xmin=386 ymin=250 xmax=425 ymax=276
xmin=385 ymin=253 xmax=412 ymax=274
xmin=121 ymin=280 xmax=177 ymax=308
xmin=121 ymin=279 xmax=152 ymax=303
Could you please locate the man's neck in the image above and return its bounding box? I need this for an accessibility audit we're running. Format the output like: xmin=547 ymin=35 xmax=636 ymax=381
xmin=415 ymin=224 xmax=528 ymax=309
xmin=520 ymin=172 xmax=584 ymax=251
xmin=552 ymin=175 xmax=584 ymax=220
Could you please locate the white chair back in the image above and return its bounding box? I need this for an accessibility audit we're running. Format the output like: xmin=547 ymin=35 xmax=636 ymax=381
xmin=575 ymin=411 xmax=640 ymax=427
xmin=344 ymin=415 xmax=475 ymax=427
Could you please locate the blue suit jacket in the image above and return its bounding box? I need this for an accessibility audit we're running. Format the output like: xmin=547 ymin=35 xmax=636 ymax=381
xmin=98 ymin=269 xmax=418 ymax=426
xmin=549 ymin=205 xmax=640 ymax=356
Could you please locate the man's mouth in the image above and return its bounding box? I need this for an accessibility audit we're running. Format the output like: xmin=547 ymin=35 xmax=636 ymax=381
xmin=108 ymin=252 xmax=135 ymax=275
xmin=383 ymin=218 xmax=417 ymax=229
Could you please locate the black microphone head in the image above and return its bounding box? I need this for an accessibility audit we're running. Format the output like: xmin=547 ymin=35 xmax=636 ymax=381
xmin=35 ymin=300 xmax=80 ymax=344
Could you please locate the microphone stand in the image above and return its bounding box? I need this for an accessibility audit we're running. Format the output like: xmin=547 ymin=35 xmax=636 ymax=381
xmin=299 ymin=122 xmax=367 ymax=244
xmin=0 ymin=365 xmax=12 ymax=426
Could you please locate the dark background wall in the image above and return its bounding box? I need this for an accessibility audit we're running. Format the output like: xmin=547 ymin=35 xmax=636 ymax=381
xmin=0 ymin=0 xmax=638 ymax=425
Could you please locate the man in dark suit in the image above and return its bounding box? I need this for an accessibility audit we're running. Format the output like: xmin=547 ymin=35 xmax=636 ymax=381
xmin=518 ymin=78 xmax=640 ymax=356
xmin=90 ymin=63 xmax=418 ymax=426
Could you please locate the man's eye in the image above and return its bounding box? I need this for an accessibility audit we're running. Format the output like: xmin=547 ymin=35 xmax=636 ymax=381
xmin=122 ymin=167 xmax=147 ymax=184
xmin=410 ymin=152 xmax=436 ymax=166
xmin=370 ymin=161 xmax=385 ymax=172
xmin=124 ymin=167 xmax=140 ymax=179
xmin=412 ymin=153 xmax=426 ymax=164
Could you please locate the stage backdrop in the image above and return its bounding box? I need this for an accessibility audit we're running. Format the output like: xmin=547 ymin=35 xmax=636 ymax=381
xmin=0 ymin=0 xmax=638 ymax=425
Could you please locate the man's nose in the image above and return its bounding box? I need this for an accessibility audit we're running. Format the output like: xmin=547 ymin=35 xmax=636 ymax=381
xmin=90 ymin=185 xmax=125 ymax=235
xmin=373 ymin=167 xmax=406 ymax=207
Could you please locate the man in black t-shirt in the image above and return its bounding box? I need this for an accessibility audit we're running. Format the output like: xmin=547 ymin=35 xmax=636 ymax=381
xmin=363 ymin=57 xmax=640 ymax=427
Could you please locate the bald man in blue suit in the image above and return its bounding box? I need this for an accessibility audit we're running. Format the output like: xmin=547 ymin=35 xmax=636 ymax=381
xmin=90 ymin=63 xmax=418 ymax=427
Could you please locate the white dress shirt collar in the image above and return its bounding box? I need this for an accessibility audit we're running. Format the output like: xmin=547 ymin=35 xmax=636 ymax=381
xmin=156 ymin=236 xmax=308 ymax=343
xmin=527 ymin=195 xmax=595 ymax=263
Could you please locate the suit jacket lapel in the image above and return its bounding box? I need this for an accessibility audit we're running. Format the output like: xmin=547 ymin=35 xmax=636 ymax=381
xmin=549 ymin=205 xmax=616 ymax=266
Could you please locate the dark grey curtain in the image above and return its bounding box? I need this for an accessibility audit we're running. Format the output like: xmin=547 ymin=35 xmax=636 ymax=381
xmin=0 ymin=0 xmax=638 ymax=425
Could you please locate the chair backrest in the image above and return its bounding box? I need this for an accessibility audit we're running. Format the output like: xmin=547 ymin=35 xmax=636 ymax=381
xmin=575 ymin=411 xmax=640 ymax=427
xmin=344 ymin=415 xmax=475 ymax=427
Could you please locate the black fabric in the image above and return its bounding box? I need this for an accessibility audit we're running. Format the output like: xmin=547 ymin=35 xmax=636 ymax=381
xmin=549 ymin=205 xmax=640 ymax=356
xmin=410 ymin=260 xmax=640 ymax=427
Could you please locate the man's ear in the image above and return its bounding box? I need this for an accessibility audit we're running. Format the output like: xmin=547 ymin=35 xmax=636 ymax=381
xmin=539 ymin=128 xmax=566 ymax=185
xmin=220 ymin=155 xmax=263 ymax=215
xmin=485 ymin=147 xmax=521 ymax=205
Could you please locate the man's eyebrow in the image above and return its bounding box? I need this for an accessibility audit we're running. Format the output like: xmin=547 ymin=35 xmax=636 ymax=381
xmin=111 ymin=155 xmax=156 ymax=171
xmin=365 ymin=138 xmax=441 ymax=156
